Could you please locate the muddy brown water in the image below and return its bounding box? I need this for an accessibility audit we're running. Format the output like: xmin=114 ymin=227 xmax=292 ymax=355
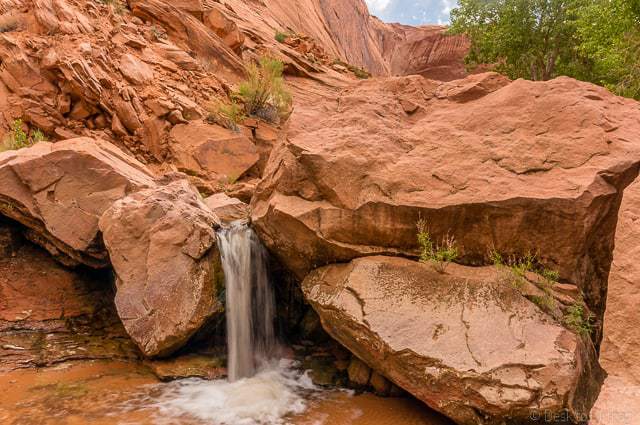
xmin=0 ymin=360 xmax=453 ymax=425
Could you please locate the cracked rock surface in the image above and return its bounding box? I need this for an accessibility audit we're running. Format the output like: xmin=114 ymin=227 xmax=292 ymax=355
xmin=302 ymin=256 xmax=604 ymax=425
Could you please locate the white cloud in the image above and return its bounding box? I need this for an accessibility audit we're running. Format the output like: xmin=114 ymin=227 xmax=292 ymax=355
xmin=365 ymin=0 xmax=392 ymax=13
xmin=366 ymin=0 xmax=460 ymax=24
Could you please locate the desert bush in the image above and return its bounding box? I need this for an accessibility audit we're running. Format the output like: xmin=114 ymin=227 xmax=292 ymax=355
xmin=275 ymin=31 xmax=288 ymax=43
xmin=332 ymin=59 xmax=371 ymax=79
xmin=565 ymin=301 xmax=594 ymax=337
xmin=208 ymin=100 xmax=245 ymax=131
xmin=491 ymin=251 xmax=558 ymax=311
xmin=0 ymin=119 xmax=46 ymax=152
xmin=235 ymin=57 xmax=292 ymax=123
xmin=31 ymin=128 xmax=47 ymax=143
xmin=416 ymin=219 xmax=459 ymax=273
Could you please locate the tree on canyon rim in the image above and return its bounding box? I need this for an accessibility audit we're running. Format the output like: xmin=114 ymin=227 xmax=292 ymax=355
xmin=449 ymin=0 xmax=640 ymax=100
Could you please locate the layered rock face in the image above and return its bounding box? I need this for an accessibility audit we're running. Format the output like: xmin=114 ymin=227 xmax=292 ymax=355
xmin=592 ymin=179 xmax=640 ymax=424
xmin=0 ymin=217 xmax=139 ymax=372
xmin=303 ymin=256 xmax=603 ymax=424
xmin=252 ymin=73 xmax=640 ymax=348
xmin=0 ymin=138 xmax=155 ymax=267
xmin=224 ymin=0 xmax=468 ymax=79
xmin=99 ymin=178 xmax=223 ymax=357
xmin=0 ymin=138 xmax=223 ymax=358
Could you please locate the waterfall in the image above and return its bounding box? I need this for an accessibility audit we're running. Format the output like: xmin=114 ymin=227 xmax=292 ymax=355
xmin=216 ymin=223 xmax=277 ymax=381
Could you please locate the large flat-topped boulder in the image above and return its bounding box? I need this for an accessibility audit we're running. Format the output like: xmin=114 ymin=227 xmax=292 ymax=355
xmin=0 ymin=138 xmax=155 ymax=267
xmin=252 ymin=73 xmax=640 ymax=343
xmin=99 ymin=178 xmax=223 ymax=357
xmin=302 ymin=256 xmax=604 ymax=425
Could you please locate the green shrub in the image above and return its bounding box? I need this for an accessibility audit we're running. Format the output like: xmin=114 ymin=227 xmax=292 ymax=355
xmin=416 ymin=220 xmax=459 ymax=273
xmin=31 ymin=128 xmax=47 ymax=143
xmin=208 ymin=100 xmax=245 ymax=131
xmin=530 ymin=294 xmax=556 ymax=312
xmin=235 ymin=57 xmax=292 ymax=123
xmin=489 ymin=249 xmax=504 ymax=266
xmin=352 ymin=67 xmax=370 ymax=79
xmin=565 ymin=301 xmax=594 ymax=337
xmin=1 ymin=120 xmax=46 ymax=152
xmin=494 ymin=252 xmax=558 ymax=299
xmin=275 ymin=31 xmax=288 ymax=43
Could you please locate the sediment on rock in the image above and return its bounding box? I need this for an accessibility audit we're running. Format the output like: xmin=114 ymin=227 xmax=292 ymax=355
xmin=303 ymin=256 xmax=605 ymax=425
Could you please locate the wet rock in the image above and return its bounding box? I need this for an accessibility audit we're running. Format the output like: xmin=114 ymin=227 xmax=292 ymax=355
xmin=204 ymin=192 xmax=249 ymax=224
xmin=146 ymin=354 xmax=226 ymax=381
xmin=303 ymin=256 xmax=604 ymax=425
xmin=0 ymin=138 xmax=155 ymax=268
xmin=347 ymin=357 xmax=371 ymax=388
xmin=0 ymin=241 xmax=139 ymax=372
xmin=99 ymin=178 xmax=224 ymax=357
xmin=370 ymin=371 xmax=392 ymax=396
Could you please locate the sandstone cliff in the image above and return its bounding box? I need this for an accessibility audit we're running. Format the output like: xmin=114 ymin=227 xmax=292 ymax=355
xmin=0 ymin=1 xmax=638 ymax=424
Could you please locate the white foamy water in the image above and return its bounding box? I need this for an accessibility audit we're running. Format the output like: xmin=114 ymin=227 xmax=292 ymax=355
xmin=148 ymin=223 xmax=320 ymax=425
xmin=217 ymin=223 xmax=276 ymax=381
xmin=153 ymin=360 xmax=318 ymax=425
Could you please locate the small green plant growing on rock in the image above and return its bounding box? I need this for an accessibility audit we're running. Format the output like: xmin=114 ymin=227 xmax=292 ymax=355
xmin=275 ymin=30 xmax=288 ymax=43
xmin=565 ymin=300 xmax=594 ymax=337
xmin=208 ymin=100 xmax=245 ymax=131
xmin=417 ymin=219 xmax=459 ymax=273
xmin=1 ymin=120 xmax=48 ymax=152
xmin=235 ymin=57 xmax=292 ymax=124
xmin=492 ymin=250 xmax=558 ymax=312
xmin=31 ymin=128 xmax=47 ymax=143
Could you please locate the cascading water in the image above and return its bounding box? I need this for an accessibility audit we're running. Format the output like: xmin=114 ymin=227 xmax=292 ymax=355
xmin=216 ymin=223 xmax=276 ymax=381
xmin=149 ymin=222 xmax=317 ymax=425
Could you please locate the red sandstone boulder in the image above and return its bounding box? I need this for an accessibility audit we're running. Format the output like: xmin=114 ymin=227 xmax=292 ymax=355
xmin=99 ymin=178 xmax=224 ymax=357
xmin=204 ymin=192 xmax=249 ymax=224
xmin=204 ymin=7 xmax=245 ymax=53
xmin=0 ymin=138 xmax=155 ymax=267
xmin=170 ymin=122 xmax=259 ymax=183
xmin=252 ymin=74 xmax=640 ymax=348
xmin=303 ymin=256 xmax=604 ymax=424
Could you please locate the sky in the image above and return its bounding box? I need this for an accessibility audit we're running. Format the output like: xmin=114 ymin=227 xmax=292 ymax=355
xmin=364 ymin=0 xmax=459 ymax=25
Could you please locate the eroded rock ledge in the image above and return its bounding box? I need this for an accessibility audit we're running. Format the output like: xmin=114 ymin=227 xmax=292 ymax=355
xmin=303 ymin=256 xmax=604 ymax=424
xmin=252 ymin=73 xmax=640 ymax=347
xmin=0 ymin=138 xmax=224 ymax=357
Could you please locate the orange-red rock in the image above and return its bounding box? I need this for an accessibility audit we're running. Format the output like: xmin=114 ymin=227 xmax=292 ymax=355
xmin=170 ymin=121 xmax=259 ymax=183
xmin=303 ymin=256 xmax=604 ymax=424
xmin=0 ymin=220 xmax=139 ymax=372
xmin=99 ymin=178 xmax=223 ymax=357
xmin=0 ymin=138 xmax=155 ymax=267
xmin=252 ymin=74 xmax=640 ymax=349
